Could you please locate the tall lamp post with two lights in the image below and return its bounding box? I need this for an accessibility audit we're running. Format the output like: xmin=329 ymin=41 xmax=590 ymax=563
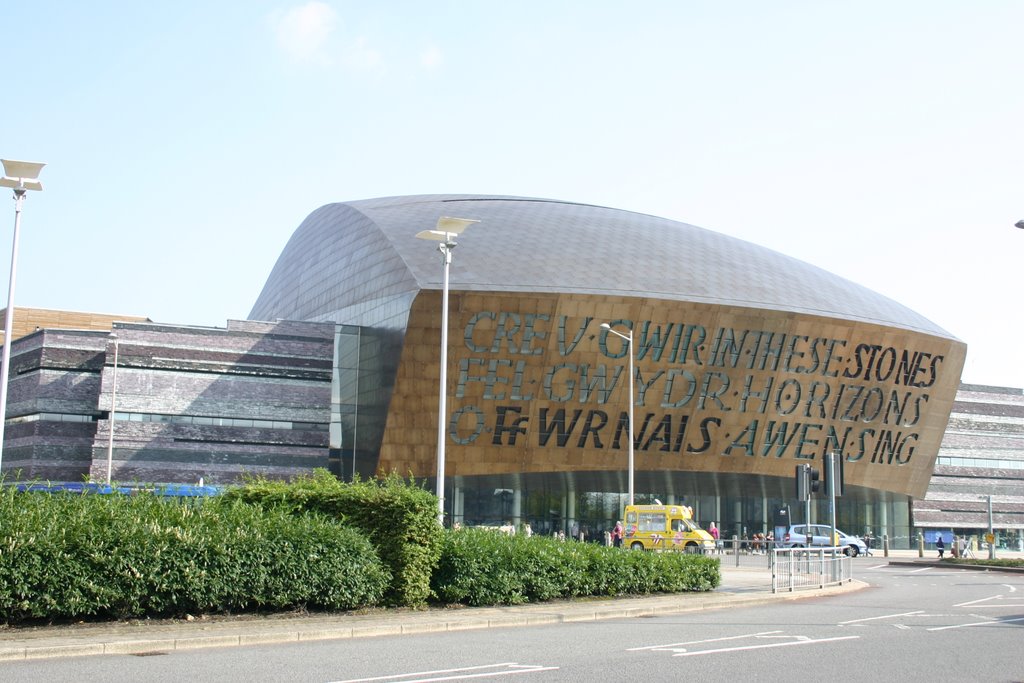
xmin=601 ymin=322 xmax=635 ymax=506
xmin=0 ymin=159 xmax=46 ymax=471
xmin=416 ymin=217 xmax=480 ymax=525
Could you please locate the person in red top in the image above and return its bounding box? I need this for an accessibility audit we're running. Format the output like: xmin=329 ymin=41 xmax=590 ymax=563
xmin=612 ymin=521 xmax=624 ymax=548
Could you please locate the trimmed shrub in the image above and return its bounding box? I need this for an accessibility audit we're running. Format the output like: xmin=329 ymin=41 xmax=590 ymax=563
xmin=948 ymin=558 xmax=1024 ymax=569
xmin=432 ymin=528 xmax=720 ymax=606
xmin=0 ymin=487 xmax=389 ymax=623
xmin=222 ymin=470 xmax=442 ymax=607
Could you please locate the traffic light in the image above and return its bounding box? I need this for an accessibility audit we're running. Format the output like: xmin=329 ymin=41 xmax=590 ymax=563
xmin=796 ymin=464 xmax=821 ymax=501
xmin=824 ymin=450 xmax=844 ymax=497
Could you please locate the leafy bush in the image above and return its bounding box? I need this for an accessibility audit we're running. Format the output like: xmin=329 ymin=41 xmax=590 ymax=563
xmin=222 ymin=470 xmax=442 ymax=607
xmin=432 ymin=528 xmax=720 ymax=606
xmin=0 ymin=487 xmax=389 ymax=623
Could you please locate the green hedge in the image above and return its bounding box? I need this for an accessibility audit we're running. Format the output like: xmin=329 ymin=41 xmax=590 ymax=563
xmin=222 ymin=470 xmax=442 ymax=607
xmin=0 ymin=488 xmax=389 ymax=623
xmin=947 ymin=558 xmax=1024 ymax=568
xmin=432 ymin=528 xmax=720 ymax=606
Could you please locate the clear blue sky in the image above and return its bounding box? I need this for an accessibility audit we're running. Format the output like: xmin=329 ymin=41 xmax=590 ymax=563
xmin=2 ymin=1 xmax=1022 ymax=387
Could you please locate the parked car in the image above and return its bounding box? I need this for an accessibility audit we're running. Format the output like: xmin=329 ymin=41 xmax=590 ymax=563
xmin=781 ymin=524 xmax=868 ymax=557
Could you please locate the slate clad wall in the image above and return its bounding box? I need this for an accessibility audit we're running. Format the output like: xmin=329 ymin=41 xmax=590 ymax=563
xmin=2 ymin=330 xmax=107 ymax=479
xmin=914 ymin=384 xmax=1024 ymax=532
xmin=90 ymin=320 xmax=336 ymax=484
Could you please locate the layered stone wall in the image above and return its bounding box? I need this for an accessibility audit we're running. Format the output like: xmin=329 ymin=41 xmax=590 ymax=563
xmin=2 ymin=329 xmax=107 ymax=479
xmin=0 ymin=320 xmax=338 ymax=485
xmin=914 ymin=384 xmax=1024 ymax=532
xmin=90 ymin=320 xmax=335 ymax=484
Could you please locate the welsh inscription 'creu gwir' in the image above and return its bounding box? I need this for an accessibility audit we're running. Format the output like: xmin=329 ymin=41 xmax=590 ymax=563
xmin=451 ymin=311 xmax=943 ymax=469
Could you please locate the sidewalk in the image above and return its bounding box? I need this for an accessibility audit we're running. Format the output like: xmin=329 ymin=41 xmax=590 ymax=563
xmin=0 ymin=562 xmax=860 ymax=662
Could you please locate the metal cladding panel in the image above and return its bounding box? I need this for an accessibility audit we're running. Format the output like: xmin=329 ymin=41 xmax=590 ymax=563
xmin=251 ymin=195 xmax=957 ymax=340
xmin=379 ymin=291 xmax=966 ymax=500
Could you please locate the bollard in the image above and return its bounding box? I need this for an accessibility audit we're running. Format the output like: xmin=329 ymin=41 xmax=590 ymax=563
xmin=917 ymin=532 xmax=924 ymax=557
xmin=883 ymin=533 xmax=889 ymax=557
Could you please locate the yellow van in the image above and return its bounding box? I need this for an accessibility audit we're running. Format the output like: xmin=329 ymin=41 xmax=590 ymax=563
xmin=622 ymin=504 xmax=715 ymax=552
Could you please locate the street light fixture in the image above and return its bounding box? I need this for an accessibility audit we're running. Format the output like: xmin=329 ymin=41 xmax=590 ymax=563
xmin=0 ymin=159 xmax=45 ymax=473
xmin=600 ymin=322 xmax=635 ymax=506
xmin=106 ymin=333 xmax=120 ymax=485
xmin=416 ymin=216 xmax=480 ymax=525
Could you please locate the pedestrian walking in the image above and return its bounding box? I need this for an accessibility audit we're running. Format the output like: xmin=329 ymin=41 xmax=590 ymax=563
xmin=936 ymin=534 xmax=945 ymax=559
xmin=612 ymin=521 xmax=624 ymax=548
xmin=709 ymin=522 xmax=721 ymax=553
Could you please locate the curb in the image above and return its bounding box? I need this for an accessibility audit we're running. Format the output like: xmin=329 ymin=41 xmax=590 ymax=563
xmin=0 ymin=579 xmax=865 ymax=662
xmin=887 ymin=560 xmax=1024 ymax=574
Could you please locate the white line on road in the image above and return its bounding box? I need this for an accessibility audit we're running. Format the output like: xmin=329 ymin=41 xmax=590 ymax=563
xmin=838 ymin=610 xmax=923 ymax=624
xmin=627 ymin=631 xmax=783 ymax=651
xmin=670 ymin=635 xmax=860 ymax=657
xmin=928 ymin=616 xmax=1024 ymax=631
xmin=955 ymin=595 xmax=1000 ymax=607
xmin=332 ymin=662 xmax=559 ymax=683
xmin=954 ymin=595 xmax=1024 ymax=608
xmin=906 ymin=567 xmax=933 ymax=574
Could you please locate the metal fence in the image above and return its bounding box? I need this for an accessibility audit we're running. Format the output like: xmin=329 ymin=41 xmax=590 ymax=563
xmin=633 ymin=536 xmax=854 ymax=594
xmin=769 ymin=547 xmax=853 ymax=593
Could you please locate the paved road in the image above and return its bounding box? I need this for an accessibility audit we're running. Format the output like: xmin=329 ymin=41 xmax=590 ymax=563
xmin=2 ymin=556 xmax=1022 ymax=682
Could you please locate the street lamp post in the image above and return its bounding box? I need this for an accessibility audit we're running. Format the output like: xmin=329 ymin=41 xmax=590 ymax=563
xmin=0 ymin=159 xmax=45 ymax=473
xmin=105 ymin=333 xmax=120 ymax=485
xmin=416 ymin=217 xmax=480 ymax=525
xmin=600 ymin=322 xmax=635 ymax=506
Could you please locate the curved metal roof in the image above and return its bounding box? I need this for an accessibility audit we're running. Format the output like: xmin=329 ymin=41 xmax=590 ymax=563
xmin=250 ymin=194 xmax=955 ymax=339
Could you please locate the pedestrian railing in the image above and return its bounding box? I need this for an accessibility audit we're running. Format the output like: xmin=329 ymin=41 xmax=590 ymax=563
xmin=770 ymin=547 xmax=853 ymax=593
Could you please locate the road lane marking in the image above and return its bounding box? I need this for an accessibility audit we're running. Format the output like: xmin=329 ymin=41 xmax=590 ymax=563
xmin=839 ymin=610 xmax=923 ymax=624
xmin=954 ymin=595 xmax=1024 ymax=608
xmin=332 ymin=662 xmax=559 ymax=682
xmin=955 ymin=595 xmax=1000 ymax=607
xmin=627 ymin=631 xmax=783 ymax=651
xmin=670 ymin=635 xmax=859 ymax=657
xmin=906 ymin=567 xmax=933 ymax=574
xmin=928 ymin=616 xmax=1024 ymax=631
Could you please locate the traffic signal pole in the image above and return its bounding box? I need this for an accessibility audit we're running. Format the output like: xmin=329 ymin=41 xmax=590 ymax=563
xmin=828 ymin=451 xmax=837 ymax=553
xmin=805 ymin=477 xmax=812 ymax=529
xmin=796 ymin=463 xmax=820 ymax=529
